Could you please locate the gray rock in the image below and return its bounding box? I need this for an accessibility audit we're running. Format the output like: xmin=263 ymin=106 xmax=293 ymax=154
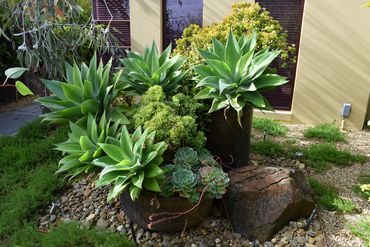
xmin=215 ymin=238 xmax=221 ymax=244
xmin=49 ymin=215 xmax=57 ymax=223
xmin=170 ymin=238 xmax=183 ymax=245
xmin=264 ymin=241 xmax=274 ymax=247
xmin=96 ymin=218 xmax=109 ymax=229
xmin=136 ymin=228 xmax=144 ymax=241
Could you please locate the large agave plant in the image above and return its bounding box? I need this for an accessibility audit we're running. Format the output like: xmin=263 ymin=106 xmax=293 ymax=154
xmin=94 ymin=126 xmax=167 ymax=201
xmin=119 ymin=42 xmax=187 ymax=95
xmin=55 ymin=113 xmax=122 ymax=179
xmin=37 ymin=54 xmax=127 ymax=124
xmin=194 ymin=30 xmax=288 ymax=124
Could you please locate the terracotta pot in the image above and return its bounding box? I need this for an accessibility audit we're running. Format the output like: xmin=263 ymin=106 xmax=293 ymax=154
xmin=120 ymin=191 xmax=213 ymax=232
xmin=206 ymin=107 xmax=253 ymax=170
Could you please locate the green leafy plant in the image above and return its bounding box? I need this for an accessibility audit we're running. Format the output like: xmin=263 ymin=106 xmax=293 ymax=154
xmin=353 ymin=172 xmax=370 ymax=201
xmin=37 ymin=54 xmax=127 ymax=124
xmin=304 ymin=123 xmax=346 ymax=142
xmin=194 ymin=30 xmax=287 ymax=124
xmin=55 ymin=114 xmax=122 ymax=180
xmin=133 ymin=86 xmax=206 ymax=151
xmin=350 ymin=216 xmax=370 ymax=247
xmin=174 ymin=2 xmax=295 ymax=70
xmin=95 ymin=126 xmax=167 ymax=201
xmin=172 ymin=168 xmax=199 ymax=202
xmin=199 ymin=166 xmax=230 ymax=199
xmin=253 ymin=118 xmax=288 ymax=136
xmin=3 ymin=67 xmax=34 ymax=96
xmin=119 ymin=42 xmax=187 ymax=95
xmin=174 ymin=147 xmax=199 ymax=168
xmin=308 ymin=177 xmax=357 ymax=213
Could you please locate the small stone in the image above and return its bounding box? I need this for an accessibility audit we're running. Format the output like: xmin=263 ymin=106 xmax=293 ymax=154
xmin=49 ymin=215 xmax=57 ymax=223
xmin=61 ymin=196 xmax=68 ymax=203
xmin=241 ymin=240 xmax=252 ymax=246
xmin=136 ymin=228 xmax=144 ymax=241
xmin=297 ymin=228 xmax=305 ymax=236
xmin=264 ymin=241 xmax=274 ymax=247
xmin=191 ymin=244 xmax=197 ymax=247
xmin=40 ymin=221 xmax=48 ymax=226
xmin=233 ymin=233 xmax=242 ymax=239
xmin=296 ymin=236 xmax=305 ymax=245
xmin=171 ymin=238 xmax=183 ymax=245
xmin=84 ymin=188 xmax=92 ymax=197
xmin=117 ymin=225 xmax=126 ymax=234
xmin=215 ymin=238 xmax=221 ymax=244
xmin=289 ymin=221 xmax=298 ymax=228
xmin=282 ymin=231 xmax=293 ymax=241
xmin=223 ymin=230 xmax=234 ymax=240
xmin=145 ymin=231 xmax=151 ymax=239
xmin=86 ymin=213 xmax=95 ymax=221
xmin=313 ymin=221 xmax=321 ymax=231
xmin=308 ymin=237 xmax=316 ymax=244
xmin=151 ymin=232 xmax=159 ymax=239
xmin=96 ymin=218 xmax=109 ymax=229
xmin=307 ymin=230 xmax=317 ymax=237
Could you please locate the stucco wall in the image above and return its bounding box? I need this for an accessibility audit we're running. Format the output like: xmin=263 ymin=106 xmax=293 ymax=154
xmin=292 ymin=0 xmax=370 ymax=130
xmin=203 ymin=0 xmax=254 ymax=26
xmin=130 ymin=0 xmax=162 ymax=53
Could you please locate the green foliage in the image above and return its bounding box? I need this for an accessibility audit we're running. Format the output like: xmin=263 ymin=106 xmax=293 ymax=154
xmin=253 ymin=118 xmax=288 ymax=136
xmin=304 ymin=144 xmax=367 ymax=169
xmin=160 ymin=147 xmax=229 ymax=203
xmin=350 ymin=216 xmax=370 ymax=247
xmin=304 ymin=123 xmax=346 ymax=142
xmin=95 ymin=126 xmax=167 ymax=201
xmin=172 ymin=168 xmax=199 ymax=202
xmin=251 ymin=139 xmax=285 ymax=156
xmin=133 ymin=86 xmax=206 ymax=151
xmin=9 ymin=221 xmax=134 ymax=247
xmin=194 ymin=31 xmax=287 ymax=124
xmin=37 ymin=55 xmax=127 ymax=124
xmin=119 ymin=42 xmax=187 ymax=95
xmin=174 ymin=2 xmax=295 ymax=69
xmin=353 ymin=172 xmax=370 ymax=201
xmin=55 ymin=114 xmax=122 ymax=180
xmin=199 ymin=166 xmax=230 ymax=199
xmin=308 ymin=177 xmax=356 ymax=213
xmin=174 ymin=147 xmax=199 ymax=168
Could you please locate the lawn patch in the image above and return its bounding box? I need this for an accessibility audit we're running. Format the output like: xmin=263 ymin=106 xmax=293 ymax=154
xmin=253 ymin=118 xmax=288 ymax=136
xmin=304 ymin=123 xmax=346 ymax=142
xmin=349 ymin=216 xmax=370 ymax=247
xmin=308 ymin=177 xmax=357 ymax=213
xmin=251 ymin=140 xmax=285 ymax=156
xmin=10 ymin=222 xmax=135 ymax=247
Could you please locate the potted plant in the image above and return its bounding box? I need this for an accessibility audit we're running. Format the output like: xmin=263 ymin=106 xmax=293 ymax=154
xmin=194 ymin=30 xmax=288 ymax=169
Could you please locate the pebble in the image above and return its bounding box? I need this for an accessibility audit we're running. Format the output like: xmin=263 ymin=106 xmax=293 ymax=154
xmin=96 ymin=218 xmax=109 ymax=229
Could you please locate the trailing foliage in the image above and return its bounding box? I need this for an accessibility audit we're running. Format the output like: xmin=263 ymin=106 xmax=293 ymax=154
xmin=119 ymin=42 xmax=187 ymax=95
xmin=252 ymin=118 xmax=288 ymax=136
xmin=95 ymin=126 xmax=167 ymax=201
xmin=304 ymin=123 xmax=346 ymax=142
xmin=174 ymin=2 xmax=295 ymax=69
xmin=308 ymin=177 xmax=357 ymax=213
xmin=194 ymin=31 xmax=287 ymax=124
xmin=55 ymin=114 xmax=122 ymax=180
xmin=160 ymin=147 xmax=229 ymax=203
xmin=133 ymin=86 xmax=206 ymax=152
xmin=37 ymin=55 xmax=128 ymax=125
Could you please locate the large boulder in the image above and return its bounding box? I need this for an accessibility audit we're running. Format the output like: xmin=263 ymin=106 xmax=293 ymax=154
xmin=224 ymin=166 xmax=315 ymax=242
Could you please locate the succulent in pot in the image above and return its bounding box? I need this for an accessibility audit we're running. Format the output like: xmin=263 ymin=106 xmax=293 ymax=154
xmin=194 ymin=30 xmax=288 ymax=125
xmin=119 ymin=42 xmax=188 ymax=95
xmin=193 ymin=30 xmax=288 ymax=168
xmin=36 ymin=54 xmax=128 ymax=125
xmin=55 ymin=113 xmax=122 ymax=180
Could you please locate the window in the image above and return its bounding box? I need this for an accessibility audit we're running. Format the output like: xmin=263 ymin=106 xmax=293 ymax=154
xmin=163 ymin=0 xmax=203 ymax=49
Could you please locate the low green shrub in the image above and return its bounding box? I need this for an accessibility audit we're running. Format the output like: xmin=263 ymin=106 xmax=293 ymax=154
xmin=349 ymin=216 xmax=370 ymax=247
xmin=304 ymin=144 xmax=367 ymax=168
xmin=304 ymin=123 xmax=346 ymax=142
xmin=251 ymin=140 xmax=285 ymax=156
xmin=352 ymin=172 xmax=370 ymax=201
xmin=308 ymin=177 xmax=356 ymax=213
xmin=253 ymin=118 xmax=288 ymax=136
xmin=9 ymin=221 xmax=134 ymax=247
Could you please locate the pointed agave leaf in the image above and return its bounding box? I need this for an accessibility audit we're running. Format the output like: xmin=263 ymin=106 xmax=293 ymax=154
xmin=144 ymin=165 xmax=163 ymax=178
xmin=194 ymin=88 xmax=213 ymax=100
xmin=70 ymin=122 xmax=86 ymax=139
xmin=159 ymin=43 xmax=172 ymax=65
xmin=209 ymin=99 xmax=229 ymax=113
xmin=198 ymin=48 xmax=221 ymax=60
xmin=218 ymin=79 xmax=232 ymax=96
xmin=194 ymin=64 xmax=214 ymax=78
xmin=36 ymin=96 xmax=74 ymax=111
xmin=249 ymin=50 xmax=280 ymax=80
xmin=225 ymin=30 xmax=241 ymax=72
xmin=81 ymin=99 xmax=100 ymax=115
xmin=206 ymin=59 xmax=233 ymax=80
xmin=226 ymin=94 xmax=246 ymax=126
xmin=253 ymin=74 xmax=288 ymax=90
xmin=99 ymin=143 xmax=125 ymax=162
xmin=65 ymin=62 xmax=73 ymax=83
xmin=240 ymin=31 xmax=257 ymax=54
xmin=61 ymin=83 xmax=83 ymax=103
xmin=82 ymin=80 xmax=95 ymax=100
xmin=212 ymin=37 xmax=225 ymax=59
xmin=120 ymin=127 xmax=134 ymax=159
xmin=129 ymin=184 xmax=141 ymax=201
xmin=72 ymin=62 xmax=83 ymax=87
xmin=40 ymin=79 xmax=66 ymax=100
xmin=93 ymin=156 xmax=117 ymax=168
xmin=131 ymin=170 xmax=145 ymax=188
xmin=143 ymin=178 xmax=161 ymax=192
xmin=243 ymin=92 xmax=266 ymax=108
xmin=80 ymin=136 xmax=95 ymax=151
xmin=196 ymin=76 xmax=219 ymax=88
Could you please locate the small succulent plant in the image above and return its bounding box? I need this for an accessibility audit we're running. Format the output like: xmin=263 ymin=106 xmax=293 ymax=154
xmin=199 ymin=166 xmax=229 ymax=199
xmin=172 ymin=168 xmax=200 ymax=202
xmin=174 ymin=147 xmax=199 ymax=168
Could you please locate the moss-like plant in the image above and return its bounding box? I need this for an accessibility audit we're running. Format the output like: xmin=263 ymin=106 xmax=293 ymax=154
xmin=133 ymin=86 xmax=206 ymax=152
xmin=304 ymin=123 xmax=346 ymax=142
xmin=252 ymin=118 xmax=288 ymax=136
xmin=174 ymin=2 xmax=295 ymax=69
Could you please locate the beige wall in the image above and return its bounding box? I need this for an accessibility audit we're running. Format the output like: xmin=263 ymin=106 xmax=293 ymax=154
xmin=292 ymin=0 xmax=370 ymax=130
xmin=203 ymin=0 xmax=254 ymax=26
xmin=130 ymin=0 xmax=162 ymax=53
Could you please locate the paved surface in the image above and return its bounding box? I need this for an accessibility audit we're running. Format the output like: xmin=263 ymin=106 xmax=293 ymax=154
xmin=0 ymin=102 xmax=42 ymax=136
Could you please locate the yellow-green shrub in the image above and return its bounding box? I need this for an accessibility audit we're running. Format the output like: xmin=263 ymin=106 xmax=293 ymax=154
xmin=174 ymin=2 xmax=296 ymax=69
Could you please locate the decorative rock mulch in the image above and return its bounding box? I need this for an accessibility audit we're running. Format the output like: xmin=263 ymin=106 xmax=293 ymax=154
xmin=38 ymin=174 xmax=325 ymax=247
